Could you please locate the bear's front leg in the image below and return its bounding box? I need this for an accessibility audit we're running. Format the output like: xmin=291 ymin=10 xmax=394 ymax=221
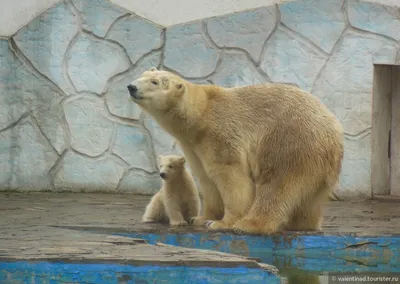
xmin=190 ymin=177 xmax=224 ymax=226
xmin=178 ymin=144 xmax=224 ymax=226
xmin=164 ymin=198 xmax=188 ymax=226
xmin=204 ymin=164 xmax=254 ymax=230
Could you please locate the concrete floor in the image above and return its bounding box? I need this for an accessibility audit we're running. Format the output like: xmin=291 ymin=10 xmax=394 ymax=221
xmin=0 ymin=192 xmax=399 ymax=266
xmin=0 ymin=192 xmax=277 ymax=271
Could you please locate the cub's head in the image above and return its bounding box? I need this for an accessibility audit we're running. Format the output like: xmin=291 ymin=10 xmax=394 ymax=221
xmin=157 ymin=155 xmax=186 ymax=180
xmin=127 ymin=67 xmax=186 ymax=114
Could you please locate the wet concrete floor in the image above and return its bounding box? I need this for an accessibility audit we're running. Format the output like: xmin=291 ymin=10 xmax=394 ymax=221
xmin=0 ymin=192 xmax=399 ymax=266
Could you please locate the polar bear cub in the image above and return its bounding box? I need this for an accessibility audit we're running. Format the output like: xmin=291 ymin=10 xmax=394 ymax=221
xmin=142 ymin=155 xmax=200 ymax=226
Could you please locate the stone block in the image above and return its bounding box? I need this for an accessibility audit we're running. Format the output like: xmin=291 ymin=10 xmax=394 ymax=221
xmin=118 ymin=170 xmax=161 ymax=194
xmin=165 ymin=23 xmax=219 ymax=78
xmin=13 ymin=2 xmax=79 ymax=94
xmin=313 ymin=31 xmax=397 ymax=134
xmin=213 ymin=52 xmax=268 ymax=87
xmin=72 ymin=0 xmax=126 ymax=37
xmin=0 ymin=39 xmax=28 ymax=130
xmin=0 ymin=118 xmax=58 ymax=190
xmin=260 ymin=27 xmax=327 ymax=91
xmin=64 ymin=96 xmax=114 ymax=157
xmin=0 ymin=40 xmax=68 ymax=154
xmin=112 ymin=123 xmax=153 ymax=172
xmin=54 ymin=152 xmax=125 ymax=192
xmin=207 ymin=7 xmax=276 ymax=61
xmin=107 ymin=15 xmax=163 ymax=64
xmin=337 ymin=134 xmax=372 ymax=200
xmin=32 ymin=97 xmax=69 ymax=154
xmin=348 ymin=0 xmax=400 ymax=41
xmin=280 ymin=0 xmax=346 ymax=53
xmin=67 ymin=34 xmax=130 ymax=94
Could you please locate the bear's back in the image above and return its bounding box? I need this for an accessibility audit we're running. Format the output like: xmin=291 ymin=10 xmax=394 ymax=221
xmin=203 ymin=82 xmax=343 ymax=156
xmin=209 ymin=83 xmax=339 ymax=130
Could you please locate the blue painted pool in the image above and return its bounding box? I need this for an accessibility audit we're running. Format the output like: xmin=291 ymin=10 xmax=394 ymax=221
xmin=0 ymin=261 xmax=279 ymax=283
xmin=2 ymin=232 xmax=399 ymax=283
xmin=115 ymin=232 xmax=400 ymax=274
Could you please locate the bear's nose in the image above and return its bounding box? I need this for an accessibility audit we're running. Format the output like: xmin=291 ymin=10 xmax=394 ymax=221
xmin=127 ymin=84 xmax=137 ymax=96
xmin=160 ymin=173 xmax=167 ymax=179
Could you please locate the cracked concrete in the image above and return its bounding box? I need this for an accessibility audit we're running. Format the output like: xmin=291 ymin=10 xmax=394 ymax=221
xmin=0 ymin=0 xmax=399 ymax=199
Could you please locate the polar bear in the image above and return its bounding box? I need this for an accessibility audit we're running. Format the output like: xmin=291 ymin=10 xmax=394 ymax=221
xmin=129 ymin=68 xmax=344 ymax=235
xmin=142 ymin=155 xmax=200 ymax=226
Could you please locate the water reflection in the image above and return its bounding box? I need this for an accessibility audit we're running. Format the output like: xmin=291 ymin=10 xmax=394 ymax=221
xmin=279 ymin=267 xmax=322 ymax=284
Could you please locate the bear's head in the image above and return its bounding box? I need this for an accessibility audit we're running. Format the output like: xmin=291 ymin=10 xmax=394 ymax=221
xmin=127 ymin=67 xmax=186 ymax=115
xmin=157 ymin=155 xmax=186 ymax=181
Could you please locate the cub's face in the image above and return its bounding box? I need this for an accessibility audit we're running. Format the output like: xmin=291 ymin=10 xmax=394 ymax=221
xmin=158 ymin=155 xmax=186 ymax=180
xmin=127 ymin=67 xmax=185 ymax=113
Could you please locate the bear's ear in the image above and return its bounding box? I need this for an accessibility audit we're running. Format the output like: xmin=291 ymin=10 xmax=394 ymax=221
xmin=173 ymin=81 xmax=185 ymax=95
xmin=149 ymin=67 xmax=158 ymax=72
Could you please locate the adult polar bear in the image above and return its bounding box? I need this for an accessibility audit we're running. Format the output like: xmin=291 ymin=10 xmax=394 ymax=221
xmin=127 ymin=68 xmax=344 ymax=235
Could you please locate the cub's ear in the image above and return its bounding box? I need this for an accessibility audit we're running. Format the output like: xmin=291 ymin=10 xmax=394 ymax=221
xmin=149 ymin=67 xmax=158 ymax=72
xmin=177 ymin=156 xmax=186 ymax=165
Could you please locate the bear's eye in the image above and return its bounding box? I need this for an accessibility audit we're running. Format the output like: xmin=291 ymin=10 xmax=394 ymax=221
xmin=168 ymin=165 xmax=173 ymax=169
xmin=151 ymin=80 xmax=159 ymax=85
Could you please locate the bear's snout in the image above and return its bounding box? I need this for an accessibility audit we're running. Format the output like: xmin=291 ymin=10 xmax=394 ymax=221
xmin=160 ymin=172 xmax=167 ymax=179
xmin=127 ymin=84 xmax=136 ymax=93
xmin=127 ymin=84 xmax=141 ymax=99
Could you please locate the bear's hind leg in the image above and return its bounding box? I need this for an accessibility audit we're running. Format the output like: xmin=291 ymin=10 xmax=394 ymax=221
xmin=142 ymin=193 xmax=166 ymax=223
xmin=285 ymin=186 xmax=329 ymax=231
xmin=233 ymin=179 xmax=310 ymax=235
xmin=285 ymin=203 xmax=323 ymax=231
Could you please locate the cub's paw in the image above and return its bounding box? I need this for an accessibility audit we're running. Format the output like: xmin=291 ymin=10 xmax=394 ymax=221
xmin=170 ymin=220 xmax=188 ymax=226
xmin=204 ymin=220 xmax=231 ymax=230
xmin=142 ymin=218 xmax=156 ymax=223
xmin=189 ymin=216 xmax=206 ymax=226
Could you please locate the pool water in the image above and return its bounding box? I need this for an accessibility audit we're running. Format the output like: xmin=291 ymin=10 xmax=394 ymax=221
xmin=1 ymin=232 xmax=399 ymax=283
xmin=116 ymin=232 xmax=400 ymax=283
xmin=0 ymin=262 xmax=280 ymax=283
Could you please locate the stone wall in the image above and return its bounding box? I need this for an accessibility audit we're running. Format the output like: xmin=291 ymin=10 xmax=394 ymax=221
xmin=0 ymin=0 xmax=399 ymax=199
